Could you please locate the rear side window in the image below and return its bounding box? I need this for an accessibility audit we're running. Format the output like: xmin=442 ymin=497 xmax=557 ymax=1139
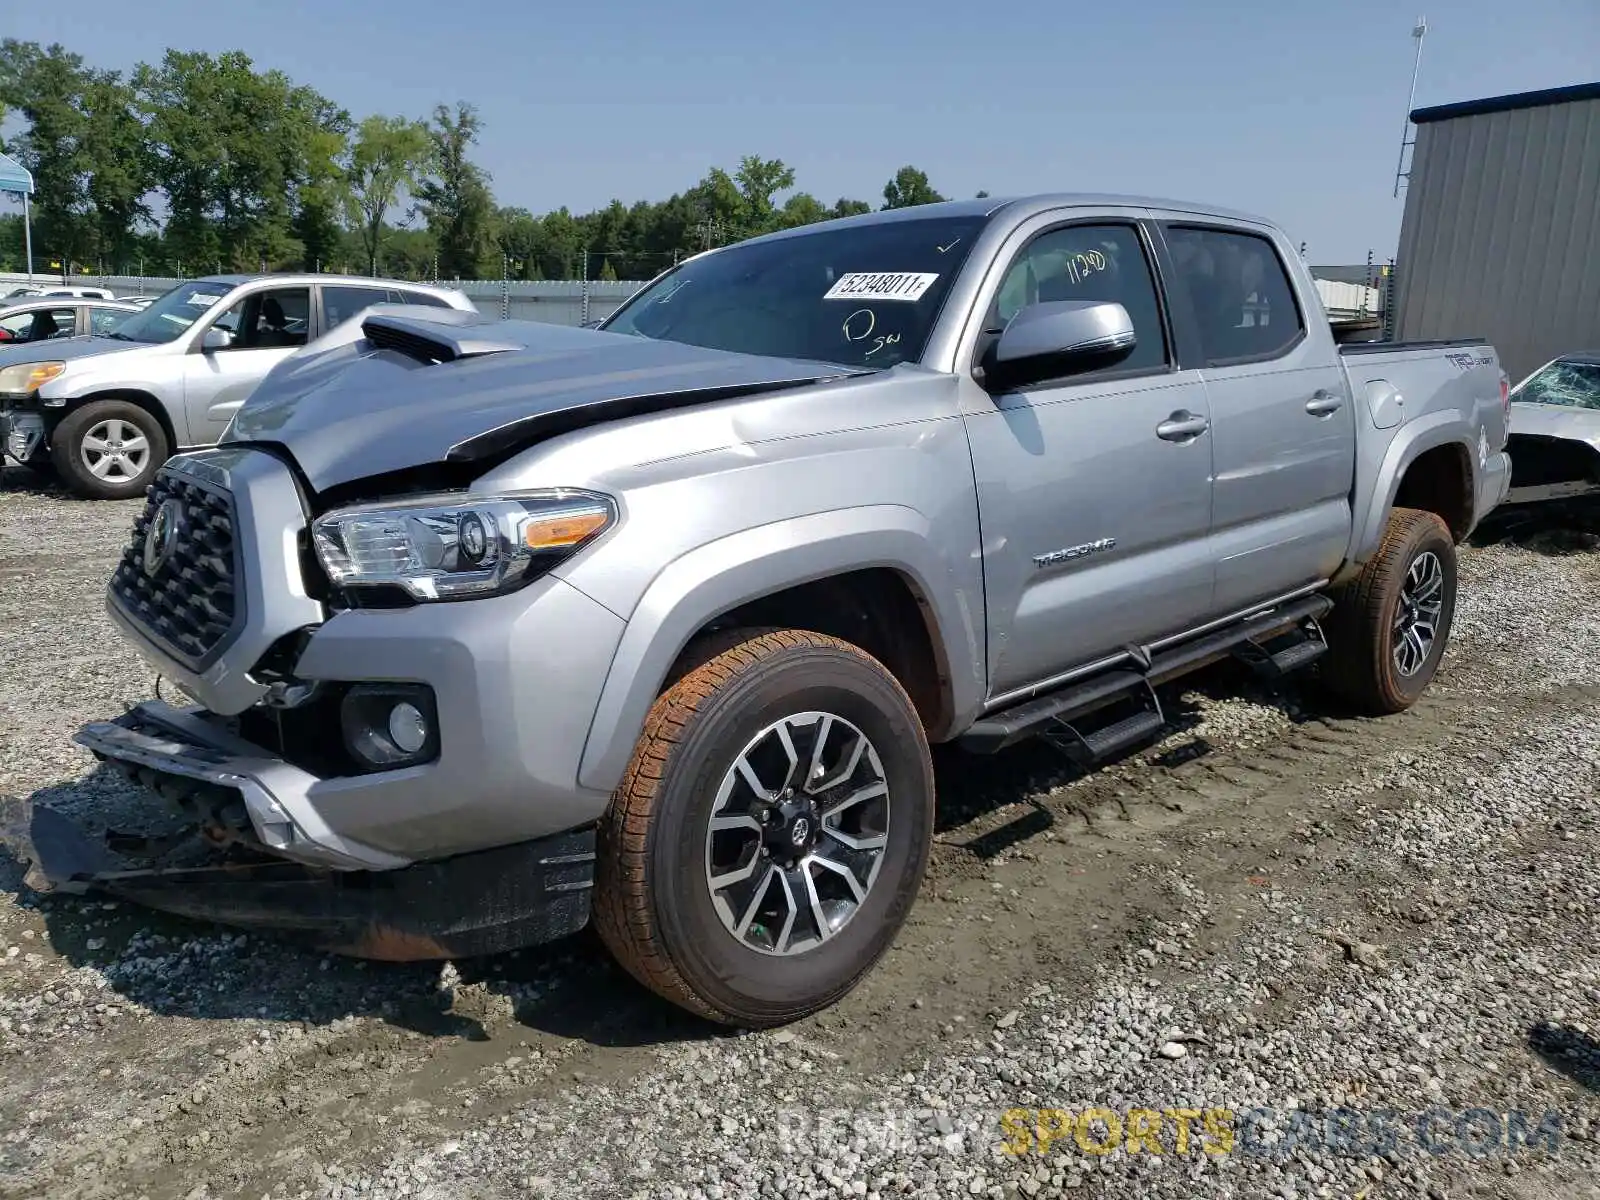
xmin=395 ymin=288 xmax=452 ymax=308
xmin=1164 ymin=226 xmax=1305 ymax=365
xmin=322 ymin=285 xmax=391 ymax=328
xmin=90 ymin=307 xmax=130 ymax=335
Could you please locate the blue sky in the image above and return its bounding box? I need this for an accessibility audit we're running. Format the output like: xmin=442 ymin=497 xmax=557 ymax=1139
xmin=5 ymin=0 xmax=1597 ymax=262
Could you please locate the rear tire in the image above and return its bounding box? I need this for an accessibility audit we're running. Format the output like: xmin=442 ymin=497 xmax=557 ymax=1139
xmin=593 ymin=628 xmax=934 ymax=1027
xmin=1321 ymin=506 xmax=1457 ymax=715
xmin=51 ymin=400 xmax=168 ymax=500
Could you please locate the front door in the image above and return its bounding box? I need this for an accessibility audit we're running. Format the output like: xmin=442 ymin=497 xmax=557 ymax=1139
xmin=1156 ymin=222 xmax=1356 ymax=613
xmin=183 ymin=285 xmax=311 ymax=444
xmin=961 ymin=217 xmax=1217 ymax=697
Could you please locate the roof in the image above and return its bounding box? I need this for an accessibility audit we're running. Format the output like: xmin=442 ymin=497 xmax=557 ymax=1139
xmin=1411 ymin=81 xmax=1600 ymax=125
xmin=737 ymin=192 xmax=1278 ymax=248
xmin=0 ymin=153 xmax=32 ymax=195
xmin=185 ymin=273 xmax=464 ymax=292
xmin=0 ymin=298 xmax=141 ymax=315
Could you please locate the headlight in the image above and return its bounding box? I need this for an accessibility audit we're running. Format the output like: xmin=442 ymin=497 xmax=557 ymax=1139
xmin=0 ymin=361 xmax=66 ymax=395
xmin=311 ymin=488 xmax=616 ymax=602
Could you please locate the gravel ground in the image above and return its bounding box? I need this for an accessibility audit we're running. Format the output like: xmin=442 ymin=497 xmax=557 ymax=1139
xmin=1 ymin=463 xmax=1598 ymax=1200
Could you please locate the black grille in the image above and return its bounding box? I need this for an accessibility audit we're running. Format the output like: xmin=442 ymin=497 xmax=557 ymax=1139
xmin=110 ymin=471 xmax=240 ymax=667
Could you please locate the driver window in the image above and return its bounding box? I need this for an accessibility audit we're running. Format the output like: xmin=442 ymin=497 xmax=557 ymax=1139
xmin=988 ymin=223 xmax=1169 ymax=374
xmin=210 ymin=287 xmax=311 ymax=350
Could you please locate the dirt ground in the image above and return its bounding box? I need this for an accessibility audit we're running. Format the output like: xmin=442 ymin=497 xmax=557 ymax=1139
xmin=1 ymin=464 xmax=1597 ymax=1200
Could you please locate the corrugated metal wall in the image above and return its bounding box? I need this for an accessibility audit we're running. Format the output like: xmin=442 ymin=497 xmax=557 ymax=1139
xmin=1393 ymin=94 xmax=1600 ymax=381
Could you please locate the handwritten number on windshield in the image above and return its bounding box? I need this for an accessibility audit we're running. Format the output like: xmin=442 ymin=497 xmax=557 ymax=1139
xmin=842 ymin=308 xmax=876 ymax=342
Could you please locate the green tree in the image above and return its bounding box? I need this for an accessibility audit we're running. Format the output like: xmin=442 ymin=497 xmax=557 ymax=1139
xmin=0 ymin=40 xmax=91 ymax=270
xmin=830 ymin=197 xmax=872 ymax=219
xmin=415 ymin=101 xmax=496 ymax=278
xmin=778 ymin=192 xmax=828 ymax=228
xmin=733 ymin=154 xmax=795 ymax=235
xmin=345 ymin=114 xmax=431 ymax=276
xmin=79 ymin=71 xmax=151 ymax=268
xmin=292 ymin=94 xmax=352 ymax=272
xmin=494 ymin=205 xmax=541 ymax=279
xmin=881 ymin=165 xmax=945 ymax=210
xmin=135 ymin=49 xmax=346 ymax=270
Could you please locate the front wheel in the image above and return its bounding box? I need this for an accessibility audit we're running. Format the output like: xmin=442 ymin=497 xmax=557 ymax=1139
xmin=51 ymin=400 xmax=169 ymax=500
xmin=593 ymin=628 xmax=934 ymax=1027
xmin=1321 ymin=506 xmax=1458 ymax=715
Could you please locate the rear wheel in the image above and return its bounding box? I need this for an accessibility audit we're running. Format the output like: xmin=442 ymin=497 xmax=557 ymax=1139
xmin=51 ymin=400 xmax=168 ymax=500
xmin=1321 ymin=506 xmax=1457 ymax=714
xmin=593 ymin=628 xmax=934 ymax=1027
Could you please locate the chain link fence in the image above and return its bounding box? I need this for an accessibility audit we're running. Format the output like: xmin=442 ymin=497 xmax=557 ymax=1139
xmin=0 ymin=271 xmax=647 ymax=327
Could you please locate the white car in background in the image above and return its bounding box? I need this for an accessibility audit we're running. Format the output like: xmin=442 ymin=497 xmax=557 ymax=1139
xmin=1504 ymin=350 xmax=1600 ymax=505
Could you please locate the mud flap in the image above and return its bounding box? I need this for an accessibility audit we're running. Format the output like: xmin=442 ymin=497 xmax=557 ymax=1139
xmin=0 ymin=794 xmax=596 ymax=961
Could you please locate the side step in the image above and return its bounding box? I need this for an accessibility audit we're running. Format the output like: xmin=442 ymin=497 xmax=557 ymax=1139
xmin=960 ymin=593 xmax=1333 ymax=758
xmin=1231 ymin=616 xmax=1329 ymax=680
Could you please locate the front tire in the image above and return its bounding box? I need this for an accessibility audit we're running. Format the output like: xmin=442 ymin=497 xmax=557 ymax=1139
xmin=51 ymin=400 xmax=169 ymax=500
xmin=594 ymin=628 xmax=934 ymax=1027
xmin=1321 ymin=506 xmax=1457 ymax=714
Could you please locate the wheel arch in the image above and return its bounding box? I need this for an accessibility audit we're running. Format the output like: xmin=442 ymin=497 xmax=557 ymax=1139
xmin=1350 ymin=418 xmax=1476 ymax=571
xmin=63 ymin=389 xmax=180 ymax=457
xmin=574 ymin=507 xmax=983 ymax=795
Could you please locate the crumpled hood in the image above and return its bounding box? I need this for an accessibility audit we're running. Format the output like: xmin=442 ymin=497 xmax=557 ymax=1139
xmin=227 ymin=316 xmax=866 ymax=493
xmin=1509 ymin=401 xmax=1600 ymax=449
xmin=0 ymin=334 xmax=146 ymax=369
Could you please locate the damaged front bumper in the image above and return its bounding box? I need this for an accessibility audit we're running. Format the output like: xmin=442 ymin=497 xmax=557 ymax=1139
xmin=0 ymin=702 xmax=597 ymax=961
xmin=1 ymin=409 xmax=46 ymax=463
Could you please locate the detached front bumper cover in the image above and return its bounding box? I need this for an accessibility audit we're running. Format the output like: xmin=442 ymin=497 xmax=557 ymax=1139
xmin=0 ymin=791 xmax=596 ymax=961
xmin=0 ymin=700 xmax=598 ymax=960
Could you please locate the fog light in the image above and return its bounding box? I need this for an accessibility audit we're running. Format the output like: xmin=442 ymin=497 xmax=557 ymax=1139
xmin=340 ymin=683 xmax=439 ymax=772
xmin=387 ymin=701 xmax=428 ymax=754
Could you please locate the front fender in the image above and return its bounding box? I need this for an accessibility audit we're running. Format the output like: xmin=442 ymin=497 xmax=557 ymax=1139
xmin=575 ymin=505 xmax=985 ymax=794
xmin=1350 ymin=412 xmax=1475 ymax=564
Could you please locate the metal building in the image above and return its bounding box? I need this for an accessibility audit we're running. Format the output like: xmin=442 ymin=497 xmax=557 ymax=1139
xmin=1391 ymin=81 xmax=1600 ymax=381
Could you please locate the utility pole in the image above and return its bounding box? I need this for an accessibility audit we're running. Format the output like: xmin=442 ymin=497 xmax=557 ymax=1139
xmin=1392 ymin=17 xmax=1428 ymax=198
xmin=580 ymin=248 xmax=591 ymax=326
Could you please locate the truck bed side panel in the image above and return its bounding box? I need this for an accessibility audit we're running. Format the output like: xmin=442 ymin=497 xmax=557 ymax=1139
xmin=1342 ymin=344 xmax=1507 ymax=565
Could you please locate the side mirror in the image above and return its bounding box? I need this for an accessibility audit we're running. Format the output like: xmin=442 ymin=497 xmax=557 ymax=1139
xmin=201 ymin=327 xmax=234 ymax=352
xmin=984 ymin=300 xmax=1136 ymax=390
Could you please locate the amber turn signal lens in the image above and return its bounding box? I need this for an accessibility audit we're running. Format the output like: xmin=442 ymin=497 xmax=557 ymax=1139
xmin=523 ymin=509 xmax=610 ymax=550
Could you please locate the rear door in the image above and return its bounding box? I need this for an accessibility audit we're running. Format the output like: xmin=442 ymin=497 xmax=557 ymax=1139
xmin=183 ymin=284 xmax=312 ymax=444
xmin=959 ymin=211 xmax=1217 ymax=696
xmin=1154 ymin=219 xmax=1355 ymax=613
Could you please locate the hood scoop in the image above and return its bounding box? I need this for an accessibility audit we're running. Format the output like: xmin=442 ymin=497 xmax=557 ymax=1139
xmin=362 ymin=311 xmax=526 ymax=365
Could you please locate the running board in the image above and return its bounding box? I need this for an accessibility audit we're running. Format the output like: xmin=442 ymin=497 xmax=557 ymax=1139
xmin=960 ymin=594 xmax=1333 ymax=757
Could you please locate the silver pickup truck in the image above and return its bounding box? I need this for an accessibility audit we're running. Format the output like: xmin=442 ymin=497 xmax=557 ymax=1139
xmin=0 ymin=273 xmax=474 ymax=499
xmin=9 ymin=194 xmax=1511 ymax=1027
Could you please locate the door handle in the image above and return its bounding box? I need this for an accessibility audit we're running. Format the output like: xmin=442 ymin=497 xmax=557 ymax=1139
xmin=1305 ymin=391 xmax=1343 ymax=416
xmin=1156 ymin=410 xmax=1210 ymax=441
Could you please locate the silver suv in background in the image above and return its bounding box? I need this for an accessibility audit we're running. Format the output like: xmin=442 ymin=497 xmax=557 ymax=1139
xmin=0 ymin=274 xmax=475 ymax=499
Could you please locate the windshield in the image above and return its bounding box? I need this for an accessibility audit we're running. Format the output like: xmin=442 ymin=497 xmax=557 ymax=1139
xmin=601 ymin=214 xmax=988 ymax=368
xmin=106 ymin=282 xmax=233 ymax=345
xmin=1514 ymin=359 xmax=1600 ymax=410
